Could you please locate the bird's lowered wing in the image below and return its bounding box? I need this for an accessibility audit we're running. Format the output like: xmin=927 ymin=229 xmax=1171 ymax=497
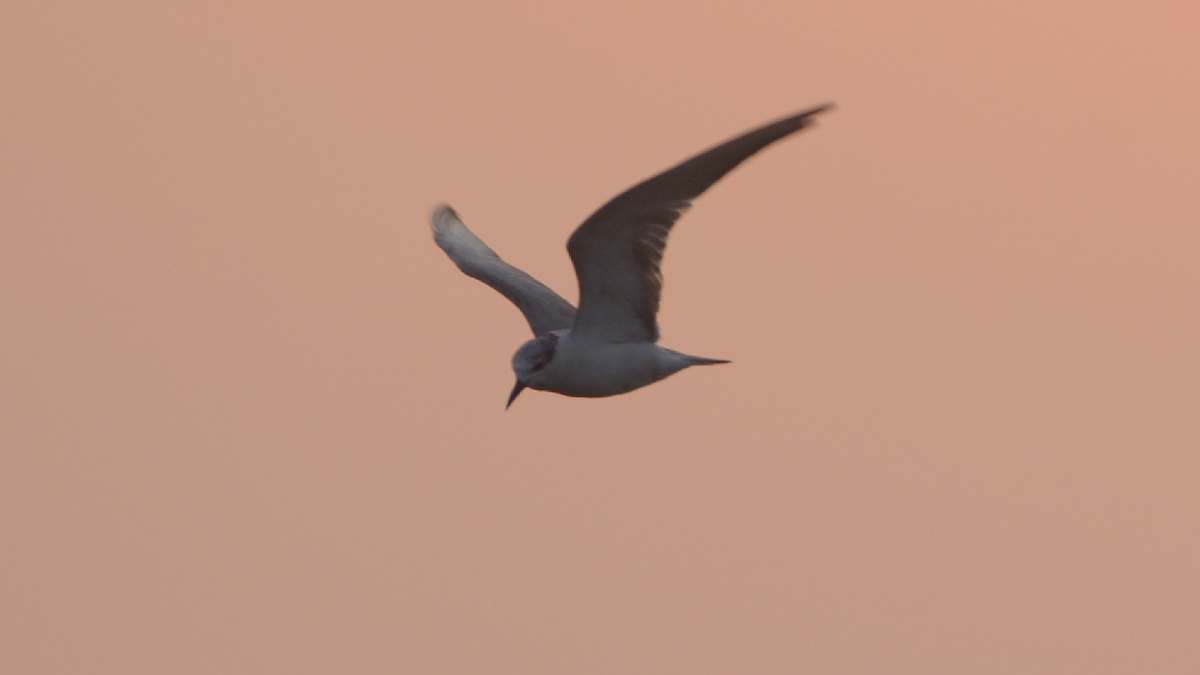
xmin=430 ymin=205 xmax=577 ymax=336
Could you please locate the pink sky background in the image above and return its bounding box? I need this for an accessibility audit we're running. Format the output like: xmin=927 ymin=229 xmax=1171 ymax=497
xmin=4 ymin=2 xmax=1198 ymax=673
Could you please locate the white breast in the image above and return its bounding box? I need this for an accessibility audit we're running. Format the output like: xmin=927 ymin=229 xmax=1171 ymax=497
xmin=528 ymin=334 xmax=713 ymax=398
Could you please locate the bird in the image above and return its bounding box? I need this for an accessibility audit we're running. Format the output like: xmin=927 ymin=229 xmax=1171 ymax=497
xmin=430 ymin=103 xmax=832 ymax=408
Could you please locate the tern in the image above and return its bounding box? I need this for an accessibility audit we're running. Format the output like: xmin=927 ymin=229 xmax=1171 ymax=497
xmin=431 ymin=103 xmax=832 ymax=408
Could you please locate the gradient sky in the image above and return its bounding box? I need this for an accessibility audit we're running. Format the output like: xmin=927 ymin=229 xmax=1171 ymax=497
xmin=4 ymin=2 xmax=1198 ymax=673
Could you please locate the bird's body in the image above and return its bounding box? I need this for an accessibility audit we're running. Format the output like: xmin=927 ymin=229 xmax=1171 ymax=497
xmin=430 ymin=104 xmax=832 ymax=407
xmin=513 ymin=330 xmax=729 ymax=399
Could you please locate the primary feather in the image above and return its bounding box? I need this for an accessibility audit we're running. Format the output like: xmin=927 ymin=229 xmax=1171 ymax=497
xmin=566 ymin=103 xmax=832 ymax=343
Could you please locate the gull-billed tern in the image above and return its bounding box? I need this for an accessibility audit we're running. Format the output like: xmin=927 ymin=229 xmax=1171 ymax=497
xmin=430 ymin=104 xmax=832 ymax=408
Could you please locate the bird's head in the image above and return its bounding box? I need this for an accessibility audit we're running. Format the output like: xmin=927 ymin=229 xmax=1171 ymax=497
xmin=507 ymin=332 xmax=560 ymax=409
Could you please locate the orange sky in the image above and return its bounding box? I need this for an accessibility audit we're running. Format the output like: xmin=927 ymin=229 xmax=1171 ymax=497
xmin=4 ymin=2 xmax=1198 ymax=673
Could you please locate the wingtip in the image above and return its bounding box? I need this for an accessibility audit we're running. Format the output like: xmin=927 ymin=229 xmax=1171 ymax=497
xmin=430 ymin=203 xmax=458 ymax=232
xmin=430 ymin=203 xmax=467 ymax=242
xmin=429 ymin=203 xmax=501 ymax=260
xmin=797 ymin=101 xmax=835 ymax=124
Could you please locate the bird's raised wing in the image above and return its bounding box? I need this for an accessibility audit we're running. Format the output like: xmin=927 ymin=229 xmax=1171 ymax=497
xmin=566 ymin=103 xmax=832 ymax=343
xmin=430 ymin=205 xmax=576 ymax=336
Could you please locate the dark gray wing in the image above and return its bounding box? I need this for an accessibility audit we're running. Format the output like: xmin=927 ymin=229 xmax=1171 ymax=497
xmin=430 ymin=205 xmax=576 ymax=336
xmin=566 ymin=103 xmax=832 ymax=343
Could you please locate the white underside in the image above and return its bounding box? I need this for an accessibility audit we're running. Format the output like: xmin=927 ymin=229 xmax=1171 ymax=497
xmin=527 ymin=332 xmax=726 ymax=398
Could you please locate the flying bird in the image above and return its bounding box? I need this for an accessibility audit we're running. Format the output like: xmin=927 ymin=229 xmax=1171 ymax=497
xmin=431 ymin=104 xmax=832 ymax=408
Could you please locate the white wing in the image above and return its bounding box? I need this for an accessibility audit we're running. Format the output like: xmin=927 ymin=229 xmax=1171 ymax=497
xmin=430 ymin=205 xmax=576 ymax=336
xmin=566 ymin=103 xmax=832 ymax=343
